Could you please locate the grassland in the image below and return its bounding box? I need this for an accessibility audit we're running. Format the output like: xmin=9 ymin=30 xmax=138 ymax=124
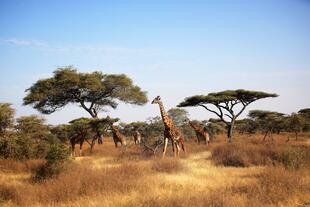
xmin=0 ymin=133 xmax=309 ymax=207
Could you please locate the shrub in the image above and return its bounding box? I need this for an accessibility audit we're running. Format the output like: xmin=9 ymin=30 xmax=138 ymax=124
xmin=211 ymin=143 xmax=268 ymax=167
xmin=275 ymin=145 xmax=310 ymax=170
xmin=33 ymin=142 xmax=69 ymax=181
xmin=211 ymin=142 xmax=310 ymax=169
xmin=0 ymin=136 xmax=34 ymax=160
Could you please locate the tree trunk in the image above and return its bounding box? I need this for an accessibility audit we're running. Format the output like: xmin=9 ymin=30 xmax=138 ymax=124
xmin=227 ymin=119 xmax=235 ymax=143
xmin=295 ymin=131 xmax=298 ymax=141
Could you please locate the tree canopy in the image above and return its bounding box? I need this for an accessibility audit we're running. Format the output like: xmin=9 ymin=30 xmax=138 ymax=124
xmin=178 ymin=89 xmax=278 ymax=141
xmin=0 ymin=103 xmax=15 ymax=136
xmin=167 ymin=108 xmax=189 ymax=127
xmin=15 ymin=115 xmax=50 ymax=141
xmin=23 ymin=66 xmax=148 ymax=118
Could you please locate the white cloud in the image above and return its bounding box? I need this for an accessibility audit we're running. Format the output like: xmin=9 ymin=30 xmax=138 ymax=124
xmin=3 ymin=38 xmax=47 ymax=47
xmin=2 ymin=38 xmax=161 ymax=56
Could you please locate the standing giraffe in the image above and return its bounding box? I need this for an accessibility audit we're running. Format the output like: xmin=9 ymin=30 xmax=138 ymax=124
xmin=185 ymin=118 xmax=210 ymax=145
xmin=151 ymin=96 xmax=186 ymax=157
xmin=133 ymin=130 xmax=142 ymax=145
xmin=70 ymin=135 xmax=85 ymax=157
xmin=110 ymin=124 xmax=127 ymax=148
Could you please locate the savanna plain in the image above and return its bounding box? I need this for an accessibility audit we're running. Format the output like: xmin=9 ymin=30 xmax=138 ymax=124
xmin=0 ymin=133 xmax=309 ymax=207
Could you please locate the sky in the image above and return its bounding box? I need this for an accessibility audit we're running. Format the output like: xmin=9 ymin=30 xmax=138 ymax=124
xmin=0 ymin=0 xmax=310 ymax=125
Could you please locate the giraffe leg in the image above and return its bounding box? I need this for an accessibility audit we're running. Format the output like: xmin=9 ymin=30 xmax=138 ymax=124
xmin=162 ymin=138 xmax=168 ymax=158
xmin=172 ymin=141 xmax=176 ymax=157
xmin=79 ymin=140 xmax=84 ymax=156
xmin=71 ymin=141 xmax=75 ymax=157
xmin=175 ymin=142 xmax=180 ymax=157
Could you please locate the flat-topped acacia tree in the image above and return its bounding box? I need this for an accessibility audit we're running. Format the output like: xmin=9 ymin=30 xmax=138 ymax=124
xmin=177 ymin=89 xmax=278 ymax=142
xmin=23 ymin=66 xmax=148 ymax=144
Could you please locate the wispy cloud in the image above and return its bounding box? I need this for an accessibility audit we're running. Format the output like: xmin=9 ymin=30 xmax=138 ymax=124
xmin=3 ymin=38 xmax=47 ymax=47
xmin=1 ymin=38 xmax=161 ymax=56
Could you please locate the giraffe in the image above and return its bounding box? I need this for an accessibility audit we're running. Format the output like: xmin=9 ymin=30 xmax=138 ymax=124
xmin=185 ymin=118 xmax=210 ymax=145
xmin=110 ymin=124 xmax=127 ymax=148
xmin=70 ymin=135 xmax=85 ymax=157
xmin=133 ymin=130 xmax=142 ymax=145
xmin=151 ymin=96 xmax=186 ymax=157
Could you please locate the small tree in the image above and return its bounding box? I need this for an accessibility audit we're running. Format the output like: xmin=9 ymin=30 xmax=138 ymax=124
xmin=287 ymin=113 xmax=305 ymax=140
xmin=15 ymin=115 xmax=50 ymax=142
xmin=0 ymin=103 xmax=15 ymax=137
xmin=248 ymin=110 xmax=284 ymax=141
xmin=178 ymin=89 xmax=278 ymax=142
xmin=235 ymin=118 xmax=258 ymax=134
xmin=204 ymin=119 xmax=226 ymax=138
xmin=167 ymin=108 xmax=189 ymax=128
xmin=298 ymin=108 xmax=310 ymax=131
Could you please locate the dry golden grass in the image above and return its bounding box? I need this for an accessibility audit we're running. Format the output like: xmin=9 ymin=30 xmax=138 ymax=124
xmin=0 ymin=133 xmax=309 ymax=207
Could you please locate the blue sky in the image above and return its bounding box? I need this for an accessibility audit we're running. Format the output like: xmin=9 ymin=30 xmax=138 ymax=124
xmin=0 ymin=0 xmax=310 ymax=124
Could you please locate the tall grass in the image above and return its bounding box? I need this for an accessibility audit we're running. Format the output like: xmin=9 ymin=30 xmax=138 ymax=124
xmin=0 ymin=135 xmax=309 ymax=207
xmin=211 ymin=141 xmax=310 ymax=169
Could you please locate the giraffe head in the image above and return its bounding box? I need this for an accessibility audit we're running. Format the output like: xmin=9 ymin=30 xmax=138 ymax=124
xmin=184 ymin=117 xmax=190 ymax=123
xmin=151 ymin=96 xmax=162 ymax=104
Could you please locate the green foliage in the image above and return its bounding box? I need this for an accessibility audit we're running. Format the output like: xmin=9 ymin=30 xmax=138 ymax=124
xmin=0 ymin=135 xmax=34 ymax=160
xmin=15 ymin=115 xmax=50 ymax=141
xmin=298 ymin=108 xmax=310 ymax=131
xmin=178 ymin=89 xmax=278 ymax=108
xmin=248 ymin=110 xmax=285 ymax=134
xmin=235 ymin=118 xmax=258 ymax=134
xmin=298 ymin=108 xmax=310 ymax=118
xmin=66 ymin=116 xmax=118 ymax=144
xmin=45 ymin=142 xmax=69 ymax=165
xmin=144 ymin=116 xmax=164 ymax=139
xmin=286 ymin=113 xmax=305 ymax=133
xmin=34 ymin=140 xmax=70 ymax=181
xmin=119 ymin=121 xmax=145 ymax=136
xmin=205 ymin=119 xmax=226 ymax=137
xmin=50 ymin=124 xmax=70 ymax=143
xmin=23 ymin=66 xmax=148 ymax=117
xmin=167 ymin=108 xmax=189 ymax=127
xmin=0 ymin=103 xmax=15 ymax=136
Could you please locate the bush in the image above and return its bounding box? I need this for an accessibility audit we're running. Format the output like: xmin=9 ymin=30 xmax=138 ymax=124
xmin=0 ymin=136 xmax=34 ymax=160
xmin=211 ymin=142 xmax=310 ymax=169
xmin=211 ymin=143 xmax=272 ymax=167
xmin=45 ymin=142 xmax=69 ymax=165
xmin=33 ymin=142 xmax=69 ymax=181
xmin=275 ymin=145 xmax=310 ymax=170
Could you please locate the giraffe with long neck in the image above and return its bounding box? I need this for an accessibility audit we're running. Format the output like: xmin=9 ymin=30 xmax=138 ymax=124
xmin=186 ymin=119 xmax=210 ymax=145
xmin=110 ymin=124 xmax=127 ymax=148
xmin=151 ymin=96 xmax=186 ymax=157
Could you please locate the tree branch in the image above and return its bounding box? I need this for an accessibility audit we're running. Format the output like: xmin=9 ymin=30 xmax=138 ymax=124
xmin=198 ymin=104 xmax=229 ymax=125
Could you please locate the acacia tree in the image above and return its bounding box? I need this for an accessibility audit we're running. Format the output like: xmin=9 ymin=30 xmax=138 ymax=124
xmin=248 ymin=110 xmax=285 ymax=141
xmin=287 ymin=113 xmax=305 ymax=140
xmin=23 ymin=66 xmax=148 ymax=146
xmin=15 ymin=115 xmax=50 ymax=142
xmin=0 ymin=103 xmax=15 ymax=137
xmin=298 ymin=108 xmax=310 ymax=131
xmin=178 ymin=89 xmax=278 ymax=142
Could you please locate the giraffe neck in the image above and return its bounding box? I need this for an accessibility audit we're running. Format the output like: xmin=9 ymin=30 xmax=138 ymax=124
xmin=158 ymin=101 xmax=171 ymax=127
xmin=111 ymin=126 xmax=118 ymax=134
xmin=189 ymin=121 xmax=202 ymax=132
